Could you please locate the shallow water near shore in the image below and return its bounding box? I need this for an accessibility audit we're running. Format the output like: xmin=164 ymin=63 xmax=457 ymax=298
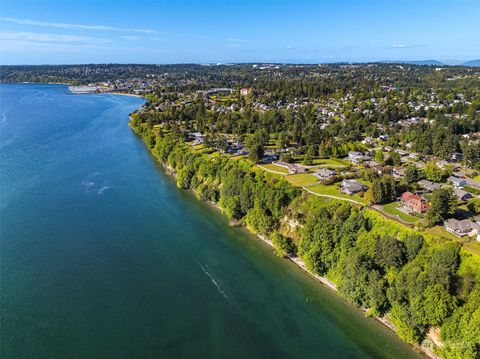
xmin=0 ymin=84 xmax=424 ymax=359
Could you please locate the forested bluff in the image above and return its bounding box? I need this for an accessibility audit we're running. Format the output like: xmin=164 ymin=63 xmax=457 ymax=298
xmin=131 ymin=116 xmax=479 ymax=359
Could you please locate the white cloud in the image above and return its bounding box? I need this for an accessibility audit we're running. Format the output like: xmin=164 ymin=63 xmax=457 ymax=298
xmin=392 ymin=44 xmax=406 ymax=48
xmin=0 ymin=17 xmax=159 ymax=34
xmin=227 ymin=38 xmax=247 ymax=43
xmin=0 ymin=31 xmax=110 ymax=44
xmin=121 ymin=35 xmax=140 ymax=41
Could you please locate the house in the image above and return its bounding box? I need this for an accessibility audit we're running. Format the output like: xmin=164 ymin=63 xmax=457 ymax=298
xmin=451 ymin=152 xmax=463 ymax=161
xmin=401 ymin=192 xmax=429 ymax=213
xmin=340 ymin=179 xmax=367 ymax=195
xmin=240 ymin=87 xmax=253 ymax=96
xmin=448 ymin=176 xmax=467 ymax=189
xmin=273 ymin=161 xmax=307 ymax=174
xmin=189 ymin=132 xmax=205 ymax=145
xmin=313 ymin=168 xmax=336 ymax=181
xmin=464 ymin=178 xmax=480 ymax=190
xmin=437 ymin=160 xmax=449 ymax=169
xmin=444 ymin=219 xmax=480 ymax=238
xmin=453 ymin=189 xmax=473 ymax=202
xmin=378 ymin=134 xmax=390 ymax=141
xmin=260 ymin=154 xmax=279 ymax=164
xmin=392 ymin=167 xmax=406 ymax=178
xmin=348 ymin=151 xmax=372 ymax=164
xmin=418 ymin=180 xmax=440 ymax=192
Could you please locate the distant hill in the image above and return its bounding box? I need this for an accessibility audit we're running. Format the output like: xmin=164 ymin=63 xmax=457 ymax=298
xmin=462 ymin=59 xmax=480 ymax=67
xmin=378 ymin=60 xmax=444 ymax=66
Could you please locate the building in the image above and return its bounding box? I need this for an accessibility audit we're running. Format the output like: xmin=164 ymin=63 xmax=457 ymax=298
xmin=418 ymin=180 xmax=441 ymax=192
xmin=444 ymin=219 xmax=480 ymax=239
xmin=347 ymin=151 xmax=372 ymax=164
xmin=273 ymin=161 xmax=307 ymax=174
xmin=453 ymin=189 xmax=473 ymax=202
xmin=392 ymin=167 xmax=406 ymax=178
xmin=401 ymin=192 xmax=429 ymax=213
xmin=340 ymin=179 xmax=367 ymax=195
xmin=448 ymin=176 xmax=467 ymax=189
xmin=464 ymin=178 xmax=480 ymax=190
xmin=188 ymin=132 xmax=205 ymax=145
xmin=313 ymin=168 xmax=336 ymax=181
xmin=240 ymin=87 xmax=253 ymax=96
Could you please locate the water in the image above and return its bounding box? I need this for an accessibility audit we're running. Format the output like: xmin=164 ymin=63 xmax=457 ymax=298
xmin=0 ymin=84 xmax=423 ymax=359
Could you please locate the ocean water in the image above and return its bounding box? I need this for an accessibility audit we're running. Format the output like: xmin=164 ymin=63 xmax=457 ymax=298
xmin=0 ymin=84 xmax=424 ymax=359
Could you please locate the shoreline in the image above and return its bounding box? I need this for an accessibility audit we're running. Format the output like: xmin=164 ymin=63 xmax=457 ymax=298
xmin=152 ymin=152 xmax=437 ymax=359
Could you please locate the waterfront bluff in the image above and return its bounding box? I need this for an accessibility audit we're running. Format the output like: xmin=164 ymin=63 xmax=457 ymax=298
xmin=130 ymin=115 xmax=480 ymax=359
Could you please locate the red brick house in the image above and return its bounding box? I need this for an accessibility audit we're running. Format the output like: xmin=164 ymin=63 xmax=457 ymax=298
xmin=401 ymin=192 xmax=429 ymax=213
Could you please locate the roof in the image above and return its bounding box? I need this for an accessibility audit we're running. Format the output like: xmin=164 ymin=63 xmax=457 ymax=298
xmin=445 ymin=219 xmax=479 ymax=232
xmin=448 ymin=176 xmax=466 ymax=184
xmin=418 ymin=180 xmax=440 ymax=190
xmin=315 ymin=168 xmax=336 ymax=176
xmin=401 ymin=191 xmax=422 ymax=201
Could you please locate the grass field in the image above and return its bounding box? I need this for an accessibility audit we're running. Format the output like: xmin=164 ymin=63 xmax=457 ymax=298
xmin=382 ymin=202 xmax=419 ymax=223
xmin=306 ymin=184 xmax=367 ymax=205
xmin=427 ymin=226 xmax=463 ymax=242
xmin=260 ymin=163 xmax=289 ymax=174
xmin=311 ymin=158 xmax=350 ymax=167
xmin=286 ymin=173 xmax=318 ymax=186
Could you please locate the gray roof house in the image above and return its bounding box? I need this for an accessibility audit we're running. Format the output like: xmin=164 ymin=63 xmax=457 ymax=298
xmin=444 ymin=219 xmax=480 ymax=238
xmin=418 ymin=180 xmax=441 ymax=192
xmin=453 ymin=189 xmax=473 ymax=202
xmin=448 ymin=176 xmax=467 ymax=189
xmin=313 ymin=168 xmax=336 ymax=181
xmin=464 ymin=178 xmax=480 ymax=190
xmin=340 ymin=179 xmax=367 ymax=195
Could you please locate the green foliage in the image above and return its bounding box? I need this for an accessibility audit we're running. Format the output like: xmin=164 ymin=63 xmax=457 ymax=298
xmin=427 ymin=187 xmax=457 ymax=225
xmin=370 ymin=175 xmax=398 ymax=204
xmin=467 ymin=198 xmax=480 ymax=214
xmin=424 ymin=162 xmax=444 ymax=182
xmin=271 ymin=232 xmax=296 ymax=257
xmin=248 ymin=143 xmax=264 ymax=163
xmin=134 ymin=122 xmax=480 ymax=356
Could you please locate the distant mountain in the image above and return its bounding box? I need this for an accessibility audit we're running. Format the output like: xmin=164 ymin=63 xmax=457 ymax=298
xmin=377 ymin=60 xmax=444 ymax=66
xmin=462 ymin=59 xmax=480 ymax=67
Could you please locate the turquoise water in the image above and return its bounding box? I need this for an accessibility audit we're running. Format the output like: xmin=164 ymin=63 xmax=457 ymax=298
xmin=0 ymin=84 xmax=423 ymax=359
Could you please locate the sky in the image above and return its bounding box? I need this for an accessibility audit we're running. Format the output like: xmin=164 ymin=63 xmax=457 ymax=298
xmin=0 ymin=0 xmax=479 ymax=65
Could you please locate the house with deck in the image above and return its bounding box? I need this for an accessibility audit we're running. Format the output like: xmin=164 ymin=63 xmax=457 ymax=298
xmin=444 ymin=219 xmax=480 ymax=239
xmin=401 ymin=192 xmax=429 ymax=213
xmin=340 ymin=179 xmax=367 ymax=194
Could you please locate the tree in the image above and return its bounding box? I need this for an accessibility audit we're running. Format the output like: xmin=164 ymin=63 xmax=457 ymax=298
xmin=389 ymin=151 xmax=402 ymax=166
xmin=248 ymin=143 xmax=264 ymax=163
xmin=427 ymin=188 xmax=457 ymax=224
xmin=405 ymin=165 xmax=419 ymax=184
xmin=370 ymin=175 xmax=398 ymax=204
xmin=303 ymin=146 xmax=314 ymax=165
xmin=467 ymin=198 xmax=480 ymax=214
xmin=403 ymin=234 xmax=424 ymax=261
xmin=424 ymin=162 xmax=443 ymax=182
xmin=374 ymin=149 xmax=384 ymax=164
xmin=374 ymin=235 xmax=407 ymax=270
xmin=271 ymin=232 xmax=296 ymax=257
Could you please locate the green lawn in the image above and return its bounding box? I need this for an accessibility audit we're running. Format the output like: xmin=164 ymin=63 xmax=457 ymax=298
xmin=382 ymin=202 xmax=419 ymax=223
xmin=463 ymin=240 xmax=480 ymax=256
xmin=306 ymin=184 xmax=367 ymax=205
xmin=260 ymin=163 xmax=289 ymax=174
xmin=311 ymin=158 xmax=350 ymax=167
xmin=286 ymin=173 xmax=318 ymax=186
xmin=427 ymin=226 xmax=463 ymax=242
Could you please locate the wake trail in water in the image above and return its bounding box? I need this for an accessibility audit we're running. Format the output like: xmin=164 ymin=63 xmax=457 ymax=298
xmin=198 ymin=262 xmax=228 ymax=300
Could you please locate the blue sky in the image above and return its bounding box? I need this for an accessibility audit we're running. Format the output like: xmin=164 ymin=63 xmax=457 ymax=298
xmin=0 ymin=0 xmax=479 ymax=64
